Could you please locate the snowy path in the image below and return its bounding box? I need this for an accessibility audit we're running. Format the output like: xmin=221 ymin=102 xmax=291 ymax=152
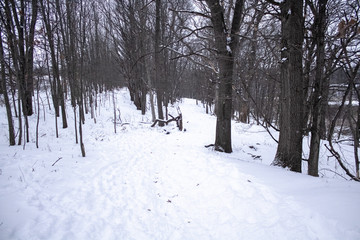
xmin=1 ymin=92 xmax=360 ymax=239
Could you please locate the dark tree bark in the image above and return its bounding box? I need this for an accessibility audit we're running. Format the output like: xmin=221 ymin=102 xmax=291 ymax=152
xmin=205 ymin=0 xmax=245 ymax=153
xmin=0 ymin=30 xmax=16 ymax=146
xmin=40 ymin=0 xmax=68 ymax=129
xmin=1 ymin=0 xmax=38 ymax=117
xmin=308 ymin=0 xmax=328 ymax=177
xmin=0 ymin=0 xmax=39 ymax=144
xmin=273 ymin=0 xmax=304 ymax=172
xmin=155 ymin=0 xmax=165 ymax=126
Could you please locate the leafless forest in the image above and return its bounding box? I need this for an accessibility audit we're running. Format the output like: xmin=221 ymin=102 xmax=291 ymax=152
xmin=0 ymin=0 xmax=359 ymax=179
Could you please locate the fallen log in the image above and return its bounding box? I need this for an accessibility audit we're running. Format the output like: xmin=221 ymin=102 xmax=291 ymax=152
xmin=151 ymin=107 xmax=183 ymax=131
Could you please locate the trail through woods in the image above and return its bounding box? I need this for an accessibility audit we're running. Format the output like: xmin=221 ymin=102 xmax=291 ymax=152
xmin=0 ymin=89 xmax=359 ymax=239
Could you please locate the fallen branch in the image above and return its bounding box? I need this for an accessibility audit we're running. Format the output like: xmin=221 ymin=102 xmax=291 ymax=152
xmin=52 ymin=157 xmax=63 ymax=167
xmin=114 ymin=122 xmax=130 ymax=126
xmin=151 ymin=107 xmax=183 ymax=131
xmin=151 ymin=116 xmax=180 ymax=128
xmin=204 ymin=143 xmax=224 ymax=152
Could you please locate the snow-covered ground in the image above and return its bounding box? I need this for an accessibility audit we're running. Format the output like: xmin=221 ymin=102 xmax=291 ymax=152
xmin=0 ymin=89 xmax=359 ymax=240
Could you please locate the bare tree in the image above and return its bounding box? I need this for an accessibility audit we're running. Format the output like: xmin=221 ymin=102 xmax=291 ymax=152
xmin=326 ymin=0 xmax=360 ymax=180
xmin=54 ymin=0 xmax=86 ymax=156
xmin=39 ymin=0 xmax=68 ymax=132
xmin=205 ymin=0 xmax=245 ymax=153
xmin=0 ymin=28 xmax=16 ymax=146
xmin=0 ymin=0 xmax=39 ymax=144
xmin=269 ymin=0 xmax=304 ymax=172
xmin=154 ymin=0 xmax=165 ymax=126
xmin=307 ymin=0 xmax=328 ymax=177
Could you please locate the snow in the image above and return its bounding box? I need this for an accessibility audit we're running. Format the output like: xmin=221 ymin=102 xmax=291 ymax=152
xmin=280 ymin=57 xmax=287 ymax=63
xmin=328 ymin=100 xmax=359 ymax=106
xmin=1 ymin=88 xmax=360 ymax=240
xmin=226 ymin=36 xmax=232 ymax=54
xmin=226 ymin=45 xmax=232 ymax=54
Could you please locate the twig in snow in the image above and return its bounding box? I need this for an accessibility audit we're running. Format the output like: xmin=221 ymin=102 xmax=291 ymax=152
xmin=18 ymin=166 xmax=26 ymax=184
xmin=32 ymin=160 xmax=38 ymax=172
xmin=205 ymin=144 xmax=215 ymax=148
xmin=319 ymin=168 xmax=348 ymax=180
xmin=52 ymin=157 xmax=63 ymax=167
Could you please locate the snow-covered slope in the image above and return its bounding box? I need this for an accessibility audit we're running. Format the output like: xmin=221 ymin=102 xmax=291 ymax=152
xmin=1 ymin=89 xmax=359 ymax=240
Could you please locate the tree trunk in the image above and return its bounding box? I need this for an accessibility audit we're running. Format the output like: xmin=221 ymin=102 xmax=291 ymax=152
xmin=0 ymin=31 xmax=15 ymax=146
xmin=145 ymin=64 xmax=156 ymax=122
xmin=273 ymin=0 xmax=304 ymax=172
xmin=1 ymin=0 xmax=38 ymax=117
xmin=355 ymin=104 xmax=360 ymax=178
xmin=155 ymin=0 xmax=164 ymax=126
xmin=40 ymin=0 xmax=68 ymax=129
xmin=308 ymin=0 xmax=328 ymax=177
xmin=17 ymin=93 xmax=22 ymax=146
xmin=79 ymin=105 xmax=86 ymax=157
xmin=215 ymin=58 xmax=234 ymax=152
xmin=24 ymin=0 xmax=38 ymax=116
xmin=205 ymin=0 xmax=245 ymax=153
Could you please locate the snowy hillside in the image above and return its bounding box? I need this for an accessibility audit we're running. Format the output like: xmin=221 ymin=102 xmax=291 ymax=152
xmin=1 ymin=89 xmax=359 ymax=240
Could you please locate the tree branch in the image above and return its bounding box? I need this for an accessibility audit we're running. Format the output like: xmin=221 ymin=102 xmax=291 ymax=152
xmin=169 ymin=8 xmax=211 ymax=19
xmin=264 ymin=0 xmax=282 ymax=6
xmin=229 ymin=0 xmax=245 ymax=52
xmin=325 ymin=144 xmax=360 ymax=182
